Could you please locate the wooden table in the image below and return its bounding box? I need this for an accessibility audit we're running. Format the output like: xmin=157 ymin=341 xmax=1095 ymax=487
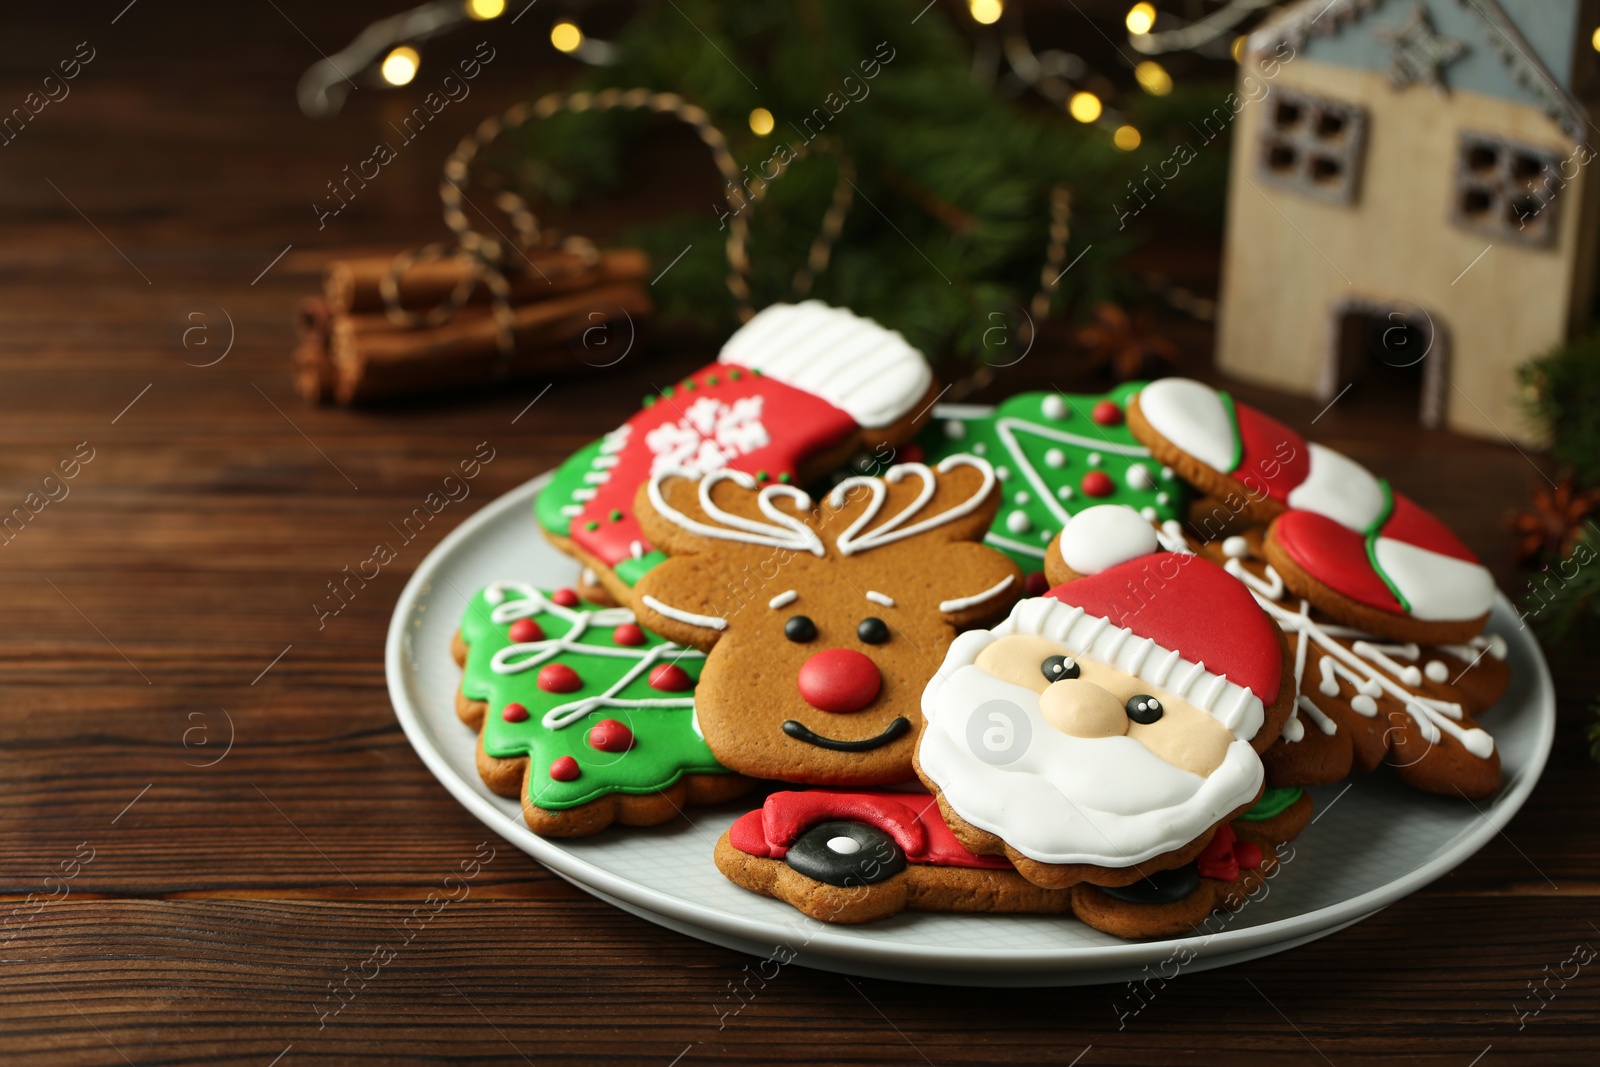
xmin=2 ymin=4 xmax=1595 ymax=1064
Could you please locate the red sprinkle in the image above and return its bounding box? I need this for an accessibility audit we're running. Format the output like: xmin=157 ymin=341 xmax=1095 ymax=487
xmin=1235 ymin=840 xmax=1263 ymax=872
xmin=649 ymin=664 xmax=693 ymax=692
xmin=1081 ymin=471 xmax=1115 ymax=498
xmin=1091 ymin=400 xmax=1123 ymax=426
xmin=588 ymin=718 xmax=635 ymax=753
xmin=1023 ymin=571 xmax=1051 ymax=597
xmin=612 ymin=622 xmax=646 ymax=647
xmin=551 ymin=588 xmax=580 ymax=607
xmin=508 ymin=618 xmax=544 ymax=643
xmin=501 ymin=702 xmax=529 ymax=723
xmin=549 ymin=756 xmax=581 ymax=782
xmin=538 ymin=664 xmax=583 ymax=693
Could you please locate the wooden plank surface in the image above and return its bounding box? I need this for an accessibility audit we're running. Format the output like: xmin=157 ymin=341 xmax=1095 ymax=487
xmin=1 ymin=3 xmax=1597 ymax=1064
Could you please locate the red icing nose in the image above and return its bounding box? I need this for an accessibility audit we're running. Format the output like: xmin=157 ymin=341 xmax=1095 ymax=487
xmin=797 ymin=648 xmax=883 ymax=713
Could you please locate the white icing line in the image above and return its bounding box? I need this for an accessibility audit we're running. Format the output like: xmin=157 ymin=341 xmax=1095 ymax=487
xmin=829 ymin=456 xmax=997 ymax=556
xmin=647 ymin=468 xmax=825 ymax=557
xmin=865 ymin=590 xmax=895 ymax=607
xmin=640 ymin=594 xmax=727 ymax=631
xmin=768 ymin=590 xmax=797 ymax=610
xmin=938 ymin=573 xmax=1015 ymax=614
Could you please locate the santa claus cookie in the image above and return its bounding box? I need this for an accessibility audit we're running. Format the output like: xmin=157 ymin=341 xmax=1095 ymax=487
xmin=629 ymin=455 xmax=1022 ymax=785
xmin=917 ymin=504 xmax=1292 ymax=890
xmin=536 ymin=301 xmax=937 ymax=603
xmin=1206 ymin=532 xmax=1510 ymax=799
xmin=916 ymin=384 xmax=1188 ymax=587
xmin=1127 ymin=377 xmax=1497 ymax=644
xmin=453 ymin=582 xmax=750 ymax=836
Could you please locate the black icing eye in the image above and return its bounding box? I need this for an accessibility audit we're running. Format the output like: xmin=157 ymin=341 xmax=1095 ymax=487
xmin=1125 ymin=694 xmax=1164 ymax=724
xmin=784 ymin=820 xmax=907 ymax=888
xmin=1041 ymin=655 xmax=1080 ymax=684
xmin=857 ymin=617 xmax=890 ymax=645
xmin=784 ymin=615 xmax=817 ymax=643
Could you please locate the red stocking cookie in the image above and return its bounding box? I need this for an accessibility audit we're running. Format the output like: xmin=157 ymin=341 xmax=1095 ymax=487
xmin=629 ymin=455 xmax=1022 ymax=785
xmin=535 ymin=302 xmax=937 ymax=602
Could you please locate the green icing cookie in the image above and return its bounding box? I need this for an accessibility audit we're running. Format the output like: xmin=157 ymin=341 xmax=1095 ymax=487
xmin=535 ymin=433 xmax=618 ymax=542
xmin=916 ymin=383 xmax=1186 ymax=572
xmin=1239 ymin=786 xmax=1303 ymax=822
xmin=458 ymin=582 xmax=728 ymax=810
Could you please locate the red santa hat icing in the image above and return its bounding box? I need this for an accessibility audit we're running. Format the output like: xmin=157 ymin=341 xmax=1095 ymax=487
xmin=1135 ymin=378 xmax=1494 ymax=622
xmin=1020 ymin=504 xmax=1281 ymax=741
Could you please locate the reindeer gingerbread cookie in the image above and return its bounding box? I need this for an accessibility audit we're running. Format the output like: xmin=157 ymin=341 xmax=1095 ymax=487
xmin=536 ymin=302 xmax=938 ymax=603
xmin=917 ymin=505 xmax=1296 ymax=891
xmin=628 ymin=455 xmax=1022 ymax=785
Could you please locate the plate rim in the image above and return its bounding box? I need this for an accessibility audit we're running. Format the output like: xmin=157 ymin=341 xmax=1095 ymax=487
xmin=386 ymin=468 xmax=1557 ymax=976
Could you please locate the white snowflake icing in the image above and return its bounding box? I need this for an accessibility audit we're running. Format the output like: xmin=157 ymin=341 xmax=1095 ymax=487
xmin=644 ymin=395 xmax=770 ymax=476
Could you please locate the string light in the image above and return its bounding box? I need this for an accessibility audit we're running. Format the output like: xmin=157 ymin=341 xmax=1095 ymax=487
xmin=969 ymin=0 xmax=1003 ymax=25
xmin=1232 ymin=35 xmax=1247 ymax=62
xmin=464 ymin=0 xmax=505 ymax=19
xmin=1592 ymin=27 xmax=1600 ymax=51
xmin=1068 ymin=91 xmax=1102 ymax=123
xmin=551 ymin=21 xmax=583 ymax=53
xmin=1113 ymin=125 xmax=1141 ymax=151
xmin=380 ymin=46 xmax=419 ymax=86
xmin=1126 ymin=3 xmax=1157 ymax=36
xmin=748 ymin=107 xmax=775 ymax=136
xmin=1134 ymin=60 xmax=1172 ymax=96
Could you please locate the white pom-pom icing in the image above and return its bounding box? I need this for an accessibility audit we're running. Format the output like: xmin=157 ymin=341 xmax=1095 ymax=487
xmin=1059 ymin=504 xmax=1159 ymax=575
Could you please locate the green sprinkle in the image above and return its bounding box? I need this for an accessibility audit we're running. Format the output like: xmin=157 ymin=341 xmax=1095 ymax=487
xmin=727 ymin=369 xmax=742 ymax=380
xmin=777 ymin=472 xmax=791 ymax=483
xmin=750 ymin=367 xmax=763 ymax=377
xmin=609 ymin=509 xmax=623 ymax=521
xmin=661 ymin=386 xmax=675 ymax=398
xmin=584 ymin=521 xmax=599 ymax=531
xmin=707 ymin=375 xmax=719 ymax=386
xmin=643 ymin=395 xmax=656 ymax=407
xmin=756 ymin=470 xmax=769 ymax=481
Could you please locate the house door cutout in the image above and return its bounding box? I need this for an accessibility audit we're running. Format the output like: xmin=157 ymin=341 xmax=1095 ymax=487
xmin=1324 ymin=300 xmax=1447 ymax=428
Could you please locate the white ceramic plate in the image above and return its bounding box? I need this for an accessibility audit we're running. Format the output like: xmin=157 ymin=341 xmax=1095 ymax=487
xmin=386 ymin=471 xmax=1556 ymax=986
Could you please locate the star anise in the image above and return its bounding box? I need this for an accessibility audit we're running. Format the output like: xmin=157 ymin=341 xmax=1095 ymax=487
xmin=1073 ymin=303 xmax=1180 ymax=381
xmin=1512 ymin=472 xmax=1600 ymax=565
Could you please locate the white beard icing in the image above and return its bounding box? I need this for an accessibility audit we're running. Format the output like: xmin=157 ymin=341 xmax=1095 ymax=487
xmin=919 ymin=636 xmax=1264 ymax=867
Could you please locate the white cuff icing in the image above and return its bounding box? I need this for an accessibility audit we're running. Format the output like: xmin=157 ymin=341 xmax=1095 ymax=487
xmin=1286 ymin=443 xmax=1386 ymax=531
xmin=1372 ymin=539 xmax=1496 ymax=620
xmin=717 ymin=301 xmax=932 ymax=428
xmin=1135 ymin=378 xmax=1236 ymax=472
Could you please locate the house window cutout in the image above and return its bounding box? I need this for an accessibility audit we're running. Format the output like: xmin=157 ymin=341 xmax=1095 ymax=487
xmin=1452 ymin=133 xmax=1564 ymax=248
xmin=1256 ymin=89 xmax=1367 ymax=205
xmin=1322 ymin=298 xmax=1448 ymax=429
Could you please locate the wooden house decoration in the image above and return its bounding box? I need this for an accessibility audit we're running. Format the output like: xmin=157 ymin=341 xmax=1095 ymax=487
xmin=1217 ymin=0 xmax=1600 ymax=443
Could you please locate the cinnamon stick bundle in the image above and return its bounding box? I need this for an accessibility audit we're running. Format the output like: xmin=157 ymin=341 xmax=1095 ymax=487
xmin=326 ymin=281 xmax=653 ymax=405
xmin=325 ymin=247 xmax=649 ymax=315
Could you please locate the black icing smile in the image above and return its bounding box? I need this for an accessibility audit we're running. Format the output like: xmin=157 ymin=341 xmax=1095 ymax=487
xmin=781 ymin=717 xmax=912 ymax=752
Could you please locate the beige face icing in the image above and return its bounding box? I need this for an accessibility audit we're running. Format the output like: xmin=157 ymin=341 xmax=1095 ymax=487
xmin=973 ymin=634 xmax=1234 ymax=777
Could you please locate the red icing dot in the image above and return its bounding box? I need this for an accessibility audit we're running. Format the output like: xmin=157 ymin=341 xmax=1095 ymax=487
xmin=612 ymin=622 xmax=646 ymax=647
xmin=1235 ymin=839 xmax=1263 ymax=872
xmin=1091 ymin=400 xmax=1123 ymax=426
xmin=549 ymin=756 xmax=580 ymax=782
xmin=649 ymin=664 xmax=692 ymax=692
xmin=538 ymin=664 xmax=582 ymax=693
xmin=796 ymin=648 xmax=883 ymax=713
xmin=501 ymin=702 xmax=529 ymax=723
xmin=1023 ymin=571 xmax=1050 ymax=597
xmin=1081 ymin=471 xmax=1115 ymax=498
xmin=551 ymin=588 xmax=580 ymax=607
xmin=897 ymin=443 xmax=925 ymax=464
xmin=588 ymin=718 xmax=635 ymax=753
xmin=508 ymin=618 xmax=544 ymax=643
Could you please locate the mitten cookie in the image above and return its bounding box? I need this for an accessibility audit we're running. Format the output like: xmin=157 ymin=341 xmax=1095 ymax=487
xmin=917 ymin=384 xmax=1188 ymax=586
xmin=1127 ymin=377 xmax=1495 ymax=644
xmin=1209 ymin=533 xmax=1510 ymax=799
xmin=715 ymin=789 xmax=1075 ymax=924
xmin=536 ymin=302 xmax=937 ymax=602
xmin=629 ymin=455 xmax=1022 ymax=785
xmin=917 ymin=505 xmax=1292 ymax=890
xmin=453 ymin=582 xmax=751 ymax=836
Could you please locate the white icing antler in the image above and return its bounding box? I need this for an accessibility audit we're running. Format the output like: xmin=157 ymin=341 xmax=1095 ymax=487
xmin=828 ymin=455 xmax=996 ymax=556
xmin=647 ymin=467 xmax=825 ymax=556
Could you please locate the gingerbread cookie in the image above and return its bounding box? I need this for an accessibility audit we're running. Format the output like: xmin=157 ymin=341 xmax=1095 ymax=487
xmin=918 ymin=504 xmax=1292 ymax=890
xmin=715 ymin=789 xmax=1075 ymax=924
xmin=629 ymin=455 xmax=1022 ymax=785
xmin=453 ymin=582 xmax=750 ymax=836
xmin=1209 ymin=533 xmax=1509 ymax=798
xmin=717 ymin=786 xmax=1311 ymax=938
xmin=1127 ymin=377 xmax=1496 ymax=644
xmin=917 ymin=384 xmax=1188 ymax=585
xmin=536 ymin=302 xmax=937 ymax=602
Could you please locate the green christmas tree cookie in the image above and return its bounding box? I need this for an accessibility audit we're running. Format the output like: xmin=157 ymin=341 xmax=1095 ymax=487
xmin=455 ymin=582 xmax=745 ymax=836
xmin=917 ymin=383 xmax=1187 ymax=576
